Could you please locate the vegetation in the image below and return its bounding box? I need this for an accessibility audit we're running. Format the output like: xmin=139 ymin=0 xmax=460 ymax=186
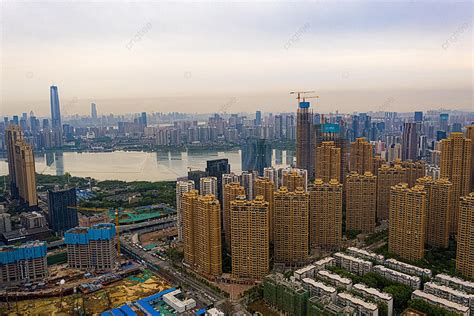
xmin=365 ymin=229 xmax=388 ymax=245
xmin=346 ymin=229 xmax=362 ymax=240
xmin=408 ymin=298 xmax=459 ymax=316
xmin=166 ymin=247 xmax=184 ymax=263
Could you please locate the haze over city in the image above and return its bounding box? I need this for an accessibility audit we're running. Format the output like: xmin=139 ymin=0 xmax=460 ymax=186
xmin=1 ymin=1 xmax=472 ymax=116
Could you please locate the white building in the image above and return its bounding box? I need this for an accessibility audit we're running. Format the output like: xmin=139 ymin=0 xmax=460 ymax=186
xmin=162 ymin=289 xmax=196 ymax=314
xmin=302 ymin=278 xmax=337 ymax=302
xmin=346 ymin=247 xmax=385 ymax=264
xmin=424 ymin=282 xmax=474 ymax=313
xmin=316 ymin=270 xmax=352 ymax=290
xmin=294 ymin=265 xmax=316 ymax=280
xmin=412 ymin=290 xmax=469 ymax=316
xmin=336 ymin=292 xmax=378 ymax=316
xmin=373 ymin=265 xmax=421 ymax=290
xmin=200 ymin=177 xmax=218 ymax=196
xmin=353 ymin=283 xmax=394 ymax=316
xmin=384 ymin=258 xmax=432 ymax=278
xmin=313 ymin=257 xmax=336 ymax=271
xmin=434 ymin=274 xmax=474 ymax=294
xmin=206 ymin=308 xmax=225 ymax=316
xmin=334 ymin=252 xmax=373 ymax=275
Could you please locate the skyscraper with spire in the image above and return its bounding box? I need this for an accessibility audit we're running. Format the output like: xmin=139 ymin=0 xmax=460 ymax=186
xmin=296 ymin=101 xmax=315 ymax=178
xmin=50 ymin=85 xmax=63 ymax=147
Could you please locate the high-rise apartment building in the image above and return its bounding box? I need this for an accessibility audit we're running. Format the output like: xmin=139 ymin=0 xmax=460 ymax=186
xmin=206 ymin=159 xmax=230 ymax=204
xmin=274 ymin=187 xmax=309 ymax=265
xmin=282 ymin=168 xmax=307 ymax=192
xmin=315 ymin=141 xmax=341 ymax=183
xmin=0 ymin=241 xmax=48 ymax=286
xmin=401 ymin=122 xmax=418 ymax=161
xmin=465 ymin=125 xmax=474 ymax=192
xmin=399 ymin=160 xmax=426 ymax=187
xmin=456 ymin=193 xmax=474 ymax=279
xmin=349 ymin=138 xmax=373 ymax=174
xmin=345 ymin=172 xmax=377 ymax=234
xmin=416 ymin=177 xmax=451 ymax=248
xmin=388 ymin=183 xmax=426 ymax=262
xmin=296 ymin=101 xmax=315 ymax=178
xmin=47 ymin=187 xmax=78 ymax=235
xmin=377 ymin=164 xmax=406 ymax=221
xmin=176 ymin=180 xmax=195 ymax=241
xmin=65 ymin=223 xmax=117 ymax=272
xmin=440 ymin=132 xmax=472 ymax=234
xmin=182 ymin=191 xmax=222 ymax=277
xmin=223 ymin=182 xmax=246 ymax=250
xmin=50 ymin=85 xmax=63 ymax=147
xmin=199 ymin=177 xmax=218 ymax=196
xmin=254 ymin=177 xmax=275 ymax=242
xmin=372 ymin=154 xmax=386 ymax=176
xmin=309 ymin=179 xmax=343 ymax=250
xmin=5 ymin=125 xmax=38 ymax=207
xmin=241 ymin=138 xmax=272 ymax=176
xmin=240 ymin=171 xmax=254 ymax=200
xmin=230 ymin=196 xmax=269 ymax=280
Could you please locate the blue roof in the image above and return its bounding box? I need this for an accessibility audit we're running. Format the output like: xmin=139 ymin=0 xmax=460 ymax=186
xmin=299 ymin=101 xmax=310 ymax=109
xmin=135 ymin=287 xmax=176 ymax=316
xmin=0 ymin=241 xmax=47 ymax=264
xmin=65 ymin=223 xmax=116 ymax=245
xmin=120 ymin=305 xmax=137 ymax=316
xmin=196 ymin=308 xmax=207 ymax=315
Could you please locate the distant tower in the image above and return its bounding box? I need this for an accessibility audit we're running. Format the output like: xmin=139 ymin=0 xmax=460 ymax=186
xmin=389 ymin=183 xmax=426 ymax=262
xmin=91 ymin=103 xmax=98 ymax=120
xmin=255 ymin=111 xmax=262 ymax=125
xmin=199 ymin=177 xmax=218 ymax=197
xmin=345 ymin=172 xmax=377 ymax=234
xmin=315 ymin=141 xmax=341 ymax=183
xmin=349 ymin=137 xmax=373 ymax=174
xmin=296 ymin=101 xmax=315 ymax=178
xmin=206 ymin=159 xmax=231 ymax=204
xmin=5 ymin=125 xmax=22 ymax=199
xmin=440 ymin=132 xmax=472 ymax=234
xmin=274 ymin=187 xmax=309 ymax=265
xmin=456 ymin=193 xmax=474 ymax=279
xmin=309 ymin=179 xmax=342 ymax=250
xmin=241 ymin=138 xmax=271 ymax=176
xmin=230 ymin=195 xmax=269 ymax=280
xmin=50 ymin=85 xmax=63 ymax=147
xmin=401 ymin=122 xmax=418 ymax=161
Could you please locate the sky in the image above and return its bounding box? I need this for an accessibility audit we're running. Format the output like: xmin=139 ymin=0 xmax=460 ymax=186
xmin=0 ymin=0 xmax=472 ymax=116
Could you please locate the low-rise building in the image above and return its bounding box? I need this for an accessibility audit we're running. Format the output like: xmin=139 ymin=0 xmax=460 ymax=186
xmin=434 ymin=274 xmax=474 ymax=294
xmin=162 ymin=289 xmax=196 ymax=314
xmin=424 ymin=282 xmax=474 ymax=312
xmin=20 ymin=211 xmax=47 ymax=229
xmin=313 ymin=256 xmax=336 ymax=271
xmin=336 ymin=292 xmax=378 ymax=316
xmin=353 ymin=283 xmax=394 ymax=316
xmin=346 ymin=247 xmax=385 ymax=264
xmin=385 ymin=258 xmax=432 ymax=279
xmin=316 ymin=270 xmax=352 ymax=290
xmin=295 ymin=264 xmax=316 ymax=280
xmin=373 ymin=265 xmax=421 ymax=289
xmin=334 ymin=252 xmax=372 ymax=275
xmin=411 ymin=290 xmax=469 ymax=316
xmin=0 ymin=241 xmax=48 ymax=286
xmin=301 ymin=278 xmax=337 ymax=302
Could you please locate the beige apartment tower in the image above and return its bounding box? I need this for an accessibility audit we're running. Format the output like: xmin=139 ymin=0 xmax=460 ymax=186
xmin=254 ymin=177 xmax=275 ymax=241
xmin=388 ymin=183 xmax=426 ymax=262
xmin=223 ymin=182 xmax=246 ymax=250
xmin=376 ymin=164 xmax=406 ymax=221
xmin=309 ymin=179 xmax=343 ymax=250
xmin=349 ymin=137 xmax=373 ymax=174
xmin=416 ymin=176 xmax=452 ymax=248
xmin=372 ymin=154 xmax=386 ymax=176
xmin=315 ymin=141 xmax=341 ymax=183
xmin=274 ymin=187 xmax=309 ymax=265
xmin=182 ymin=190 xmax=222 ymax=277
xmin=440 ymin=132 xmax=472 ymax=234
xmin=230 ymin=196 xmax=269 ymax=280
xmin=345 ymin=172 xmax=377 ymax=234
xmin=456 ymin=193 xmax=474 ymax=279
xmin=282 ymin=168 xmax=307 ymax=192
xmin=398 ymin=160 xmax=426 ymax=187
xmin=465 ymin=125 xmax=474 ymax=192
xmin=176 ymin=180 xmax=195 ymax=241
xmin=200 ymin=176 xmax=218 ymax=196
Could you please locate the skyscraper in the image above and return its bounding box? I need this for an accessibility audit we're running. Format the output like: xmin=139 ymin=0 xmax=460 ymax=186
xmin=255 ymin=110 xmax=262 ymax=125
xmin=440 ymin=132 xmax=472 ymax=234
xmin=282 ymin=168 xmax=307 ymax=192
xmin=182 ymin=191 xmax=222 ymax=277
xmin=388 ymin=183 xmax=426 ymax=261
xmin=241 ymin=138 xmax=272 ymax=176
xmin=206 ymin=159 xmax=231 ymax=204
xmin=176 ymin=180 xmax=195 ymax=241
xmin=401 ymin=122 xmax=418 ymax=161
xmin=399 ymin=160 xmax=426 ymax=187
xmin=296 ymin=101 xmax=315 ymax=178
xmin=274 ymin=187 xmax=309 ymax=265
xmin=376 ymin=164 xmax=406 ymax=221
xmin=91 ymin=103 xmax=97 ymax=120
xmin=416 ymin=177 xmax=451 ymax=248
xmin=240 ymin=171 xmax=254 ymax=200
xmin=254 ymin=177 xmax=275 ymax=242
xmin=5 ymin=125 xmax=22 ymax=199
xmin=12 ymin=139 xmax=37 ymax=207
xmin=465 ymin=125 xmax=474 ymax=192
xmin=315 ymin=141 xmax=341 ymax=183
xmin=414 ymin=111 xmax=423 ymax=122
xmin=345 ymin=172 xmax=377 ymax=234
xmin=230 ymin=195 xmax=269 ymax=280
xmin=50 ymin=85 xmax=63 ymax=147
xmin=47 ymin=187 xmax=78 ymax=235
xmin=223 ymin=182 xmax=245 ymax=250
xmin=309 ymin=179 xmax=342 ymax=250
xmin=349 ymin=138 xmax=373 ymax=174
xmin=199 ymin=176 xmax=218 ymax=196
xmin=456 ymin=193 xmax=474 ymax=279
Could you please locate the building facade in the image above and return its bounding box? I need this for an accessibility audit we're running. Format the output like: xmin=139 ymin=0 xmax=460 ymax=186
xmin=345 ymin=172 xmax=377 ymax=234
xmin=254 ymin=177 xmax=275 ymax=242
xmin=456 ymin=193 xmax=474 ymax=279
xmin=315 ymin=141 xmax=341 ymax=183
xmin=349 ymin=137 xmax=373 ymax=174
xmin=176 ymin=180 xmax=195 ymax=241
xmin=223 ymin=182 xmax=246 ymax=250
xmin=47 ymin=187 xmax=78 ymax=235
xmin=376 ymin=164 xmax=406 ymax=221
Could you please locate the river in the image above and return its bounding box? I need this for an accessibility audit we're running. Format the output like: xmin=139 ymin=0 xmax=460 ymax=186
xmin=0 ymin=150 xmax=295 ymax=182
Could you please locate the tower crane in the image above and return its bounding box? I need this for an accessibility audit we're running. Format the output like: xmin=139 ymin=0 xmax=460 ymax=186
xmin=68 ymin=206 xmax=122 ymax=257
xmin=290 ymin=91 xmax=317 ymax=103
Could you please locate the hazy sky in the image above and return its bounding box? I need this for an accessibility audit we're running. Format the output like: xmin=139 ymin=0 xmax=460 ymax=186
xmin=1 ymin=0 xmax=472 ymax=116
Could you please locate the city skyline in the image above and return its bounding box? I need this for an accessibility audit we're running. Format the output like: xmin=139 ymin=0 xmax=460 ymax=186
xmin=1 ymin=1 xmax=472 ymax=115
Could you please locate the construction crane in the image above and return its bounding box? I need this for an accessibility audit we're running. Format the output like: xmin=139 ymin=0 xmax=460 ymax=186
xmin=68 ymin=206 xmax=122 ymax=257
xmin=290 ymin=91 xmax=316 ymax=103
